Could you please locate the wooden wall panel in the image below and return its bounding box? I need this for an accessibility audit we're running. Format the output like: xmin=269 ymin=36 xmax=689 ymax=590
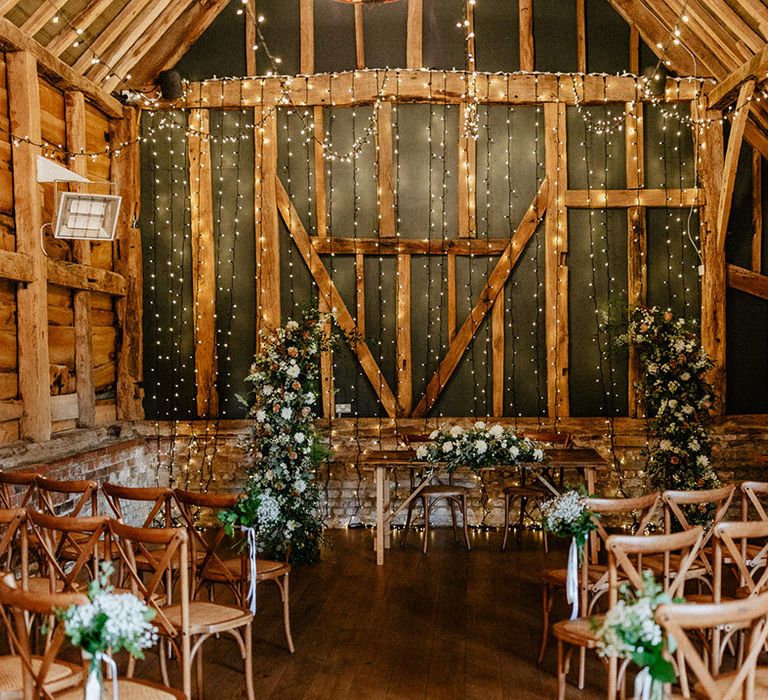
xmin=0 ymin=54 xmax=13 ymax=218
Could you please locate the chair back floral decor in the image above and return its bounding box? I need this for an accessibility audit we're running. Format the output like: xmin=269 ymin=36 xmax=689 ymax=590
xmin=541 ymin=490 xmax=599 ymax=619
xmin=220 ymin=310 xmax=339 ymax=565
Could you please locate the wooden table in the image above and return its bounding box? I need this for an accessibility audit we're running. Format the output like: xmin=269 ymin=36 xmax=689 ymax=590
xmin=356 ymin=447 xmax=610 ymax=566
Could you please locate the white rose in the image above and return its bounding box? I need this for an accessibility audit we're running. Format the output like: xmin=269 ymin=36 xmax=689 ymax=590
xmin=489 ymin=424 xmax=504 ymax=438
xmin=286 ymin=364 xmax=300 ymax=379
xmin=295 ymin=432 xmax=306 ymax=444
xmin=450 ymin=426 xmax=464 ymax=437
xmin=416 ymin=446 xmax=428 ymax=460
xmin=442 ymin=441 xmax=454 ymax=453
xmin=696 ymin=455 xmax=710 ymax=466
xmin=659 ymin=440 xmax=672 ymax=450
xmin=429 ymin=430 xmax=439 ymax=440
xmin=281 ymin=407 xmax=292 ymax=420
xmin=533 ymin=449 xmax=544 ymax=461
xmin=263 ymin=385 xmax=274 ymax=396
xmin=294 ymin=480 xmax=306 ymax=493
xmin=255 ymin=409 xmax=266 ymax=423
xmin=475 ymin=440 xmax=488 ymax=454
xmin=286 ymin=321 xmax=299 ymax=331
xmin=510 ymin=446 xmax=520 ymax=458
xmin=474 ymin=421 xmax=486 ymax=430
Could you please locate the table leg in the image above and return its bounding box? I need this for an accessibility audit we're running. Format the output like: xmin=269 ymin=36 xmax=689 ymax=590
xmin=375 ymin=466 xmax=385 ymax=566
xmin=383 ymin=468 xmax=392 ymax=549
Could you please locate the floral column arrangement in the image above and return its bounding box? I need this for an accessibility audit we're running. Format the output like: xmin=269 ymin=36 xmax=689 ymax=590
xmin=627 ymin=306 xmax=719 ymax=513
xmin=222 ymin=311 xmax=337 ymax=564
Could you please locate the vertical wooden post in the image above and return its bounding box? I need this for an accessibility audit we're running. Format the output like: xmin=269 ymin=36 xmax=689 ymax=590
xmin=626 ymin=100 xmax=646 ymax=417
xmin=752 ymin=150 xmax=762 ymax=273
xmin=519 ymin=0 xmax=534 ymax=72
xmin=544 ymin=102 xmax=569 ymax=420
xmin=313 ymin=107 xmax=328 ymax=238
xmin=465 ymin=0 xmax=475 ymax=71
xmin=112 ymin=106 xmax=144 ymax=421
xmin=629 ymin=26 xmax=639 ymax=75
xmin=406 ymin=0 xmax=422 ymax=69
xmin=245 ymin=0 xmax=257 ymax=75
xmin=697 ymin=99 xmax=726 ymax=411
xmin=8 ymin=51 xmax=51 ymax=442
xmin=188 ymin=109 xmax=218 ymax=418
xmin=354 ymin=4 xmax=365 ymax=70
xmin=255 ymin=107 xmax=281 ymax=343
xmin=447 ymin=253 xmax=456 ymax=342
xmin=65 ymin=91 xmax=96 ymax=428
xmin=376 ymin=101 xmax=395 ymax=237
xmin=396 ymin=253 xmax=412 ymax=415
xmin=300 ymin=0 xmax=314 ymax=74
xmin=319 ymin=295 xmax=334 ymax=419
xmin=576 ymin=0 xmax=586 ymax=74
xmin=491 ymin=294 xmax=504 ymax=417
xmin=458 ymin=99 xmax=476 ymax=238
xmin=355 ymin=251 xmax=365 ymax=337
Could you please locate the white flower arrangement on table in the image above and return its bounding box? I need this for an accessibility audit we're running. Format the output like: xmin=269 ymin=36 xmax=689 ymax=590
xmin=415 ymin=422 xmax=545 ymax=472
xmin=57 ymin=562 xmax=158 ymax=700
xmin=596 ymin=571 xmax=678 ymax=700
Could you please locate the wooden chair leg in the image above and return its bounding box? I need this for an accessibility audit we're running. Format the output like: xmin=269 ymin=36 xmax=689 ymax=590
xmin=159 ymin=637 xmax=171 ymax=688
xmin=517 ymin=496 xmax=528 ymax=542
xmin=281 ymin=573 xmax=295 ymax=653
xmin=244 ymin=622 xmax=255 ymax=700
xmin=401 ymin=500 xmax=414 ymax=548
xmin=422 ymin=496 xmax=430 ymax=554
xmin=462 ymin=493 xmax=471 ymax=551
xmin=538 ymin=583 xmax=554 ymax=664
xmin=501 ymin=493 xmax=512 ymax=551
xmin=196 ymin=645 xmax=205 ymax=699
xmin=578 ymin=646 xmax=586 ymax=689
xmin=557 ymin=640 xmax=567 ymax=700
xmin=449 ymin=500 xmax=459 ymax=543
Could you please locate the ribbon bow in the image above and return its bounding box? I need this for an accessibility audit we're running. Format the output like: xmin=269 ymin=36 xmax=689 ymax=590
xmin=566 ymin=537 xmax=579 ymax=620
xmin=241 ymin=526 xmax=258 ymax=614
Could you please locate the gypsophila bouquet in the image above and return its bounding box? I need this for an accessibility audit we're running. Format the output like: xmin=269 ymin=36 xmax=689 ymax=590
xmin=626 ymin=306 xmax=719 ymax=525
xmin=56 ymin=562 xmax=158 ymax=660
xmin=226 ymin=309 xmax=340 ymax=564
xmin=416 ymin=422 xmax=544 ymax=472
xmin=540 ymin=489 xmax=598 ymax=550
xmin=597 ymin=570 xmax=678 ymax=699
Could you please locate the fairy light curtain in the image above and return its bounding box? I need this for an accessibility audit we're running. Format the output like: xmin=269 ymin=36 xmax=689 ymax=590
xmin=139 ymin=0 xmax=740 ymax=432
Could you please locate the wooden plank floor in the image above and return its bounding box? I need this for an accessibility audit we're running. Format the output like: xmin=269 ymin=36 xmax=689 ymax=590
xmin=135 ymin=528 xmax=605 ymax=699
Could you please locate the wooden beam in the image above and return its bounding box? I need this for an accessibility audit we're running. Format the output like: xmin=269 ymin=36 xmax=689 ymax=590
xmin=545 ymin=102 xmax=569 ymax=420
xmin=0 ymin=402 xmax=23 ymax=422
xmin=491 ymin=294 xmax=504 ymax=417
xmin=707 ymin=44 xmax=768 ymax=109
xmin=396 ymin=253 xmax=412 ymax=416
xmin=745 ymin=117 xmax=768 ymax=161
xmin=319 ymin=295 xmax=334 ymax=419
xmin=0 ymin=17 xmax=122 ymax=118
xmin=626 ymin=100 xmax=646 ymax=418
xmin=717 ymin=80 xmax=755 ymax=251
xmin=376 ymin=102 xmax=395 ymax=237
xmin=519 ymin=0 xmax=534 ymax=72
xmin=465 ymin=0 xmax=475 ymax=72
xmin=21 ymin=0 xmax=67 ymax=37
xmin=411 ymin=180 xmax=549 ymax=418
xmin=447 ymin=253 xmax=456 ymax=342
xmin=300 ymin=0 xmax=314 ymax=74
xmin=354 ymin=4 xmax=364 ymax=71
xmin=126 ymin=0 xmax=231 ymax=88
xmin=245 ymin=0 xmax=257 ymax=75
xmin=112 ymin=106 xmax=144 ymax=421
xmin=629 ymin=26 xmax=639 ymax=75
xmin=275 ymin=178 xmax=398 ymax=417
xmin=46 ymin=259 xmax=126 ymax=295
xmin=727 ymin=264 xmax=768 ymax=301
xmin=255 ymin=108 xmax=281 ymax=341
xmin=311 ymin=237 xmax=519 ymax=255
xmin=576 ymin=0 xmax=586 ymax=74
xmin=174 ymin=72 xmax=705 ymax=110
xmin=313 ymin=107 xmax=328 ymax=238
xmin=458 ymin=97 xmax=477 ymax=237
xmin=753 ymin=150 xmax=763 ymax=273
xmin=46 ymin=0 xmax=114 ymax=56
xmin=697 ymin=100 xmax=726 ymax=412
xmin=406 ymin=0 xmax=422 ymax=69
xmin=188 ymin=109 xmax=218 ymax=419
xmin=0 ymin=250 xmax=33 ymax=283
xmin=65 ymin=91 xmax=95 ymax=429
xmin=565 ymin=188 xmax=702 ymax=208
xmin=355 ymin=252 xmax=365 ymax=337
xmin=8 ymin=51 xmax=51 ymax=442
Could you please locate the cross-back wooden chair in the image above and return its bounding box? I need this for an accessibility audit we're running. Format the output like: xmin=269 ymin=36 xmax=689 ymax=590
xmin=110 ymin=519 xmax=255 ymax=700
xmin=26 ymin=509 xmax=108 ymax=594
xmin=0 ymin=471 xmax=38 ymax=510
xmin=35 ymin=476 xmax=98 ymax=518
xmin=502 ymin=431 xmax=573 ymax=553
xmin=539 ymin=493 xmax=660 ymax=666
xmin=709 ymin=519 xmax=768 ymax=675
xmin=174 ymin=488 xmax=295 ymax=653
xmin=657 ymin=593 xmax=768 ymax=699
xmin=741 ymin=481 xmax=768 ymax=523
xmin=0 ymin=573 xmax=183 ymax=700
xmin=650 ymin=485 xmax=736 ymax=594
xmin=0 ymin=508 xmax=27 ymax=588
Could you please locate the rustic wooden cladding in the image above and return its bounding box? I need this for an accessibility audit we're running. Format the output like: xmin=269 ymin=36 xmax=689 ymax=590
xmin=175 ymin=72 xmax=704 ymax=110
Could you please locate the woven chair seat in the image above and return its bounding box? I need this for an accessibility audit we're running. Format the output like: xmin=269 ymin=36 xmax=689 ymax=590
xmin=420 ymin=484 xmax=469 ymax=498
xmin=25 ymin=576 xmax=164 ymax=604
xmin=692 ymin=666 xmax=768 ymax=697
xmin=540 ymin=565 xmax=608 ymax=588
xmin=552 ymin=615 xmax=603 ymax=648
xmin=502 ymin=484 xmax=549 ymax=498
xmin=163 ymin=601 xmax=254 ymax=635
xmin=203 ymin=556 xmax=289 ymax=581
xmin=642 ymin=553 xmax=708 ymax=579
xmin=57 ymin=678 xmax=186 ymax=700
xmin=0 ymin=655 xmax=81 ymax=695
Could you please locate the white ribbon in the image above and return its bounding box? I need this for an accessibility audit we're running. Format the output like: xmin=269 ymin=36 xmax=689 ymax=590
xmin=566 ymin=537 xmax=579 ymax=620
xmin=85 ymin=652 xmax=119 ymax=700
xmin=241 ymin=526 xmax=258 ymax=614
xmin=634 ymin=667 xmax=653 ymax=700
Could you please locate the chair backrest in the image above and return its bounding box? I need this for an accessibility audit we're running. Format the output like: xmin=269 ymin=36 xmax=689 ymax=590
xmin=103 ymin=483 xmax=175 ymax=529
xmin=713 ymin=520 xmax=768 ymax=601
xmin=0 ymin=508 xmax=27 ymax=587
xmin=108 ymin=519 xmax=190 ymax=695
xmin=606 ymin=526 xmax=705 ymax=604
xmin=36 ymin=476 xmax=98 ymax=517
xmin=741 ymin=481 xmax=768 ymax=522
xmin=173 ymin=489 xmax=242 ymax=596
xmin=27 ymin=508 xmax=108 ymax=592
xmin=0 ymin=573 xmax=87 ymax=700
xmin=657 ymin=593 xmax=768 ymax=700
xmin=0 ymin=471 xmax=38 ymax=510
xmin=520 ymin=431 xmax=573 ymax=449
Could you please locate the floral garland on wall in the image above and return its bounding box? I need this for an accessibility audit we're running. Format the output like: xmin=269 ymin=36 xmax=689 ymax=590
xmin=627 ymin=306 xmax=719 ymax=502
xmin=221 ymin=310 xmax=336 ymax=564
